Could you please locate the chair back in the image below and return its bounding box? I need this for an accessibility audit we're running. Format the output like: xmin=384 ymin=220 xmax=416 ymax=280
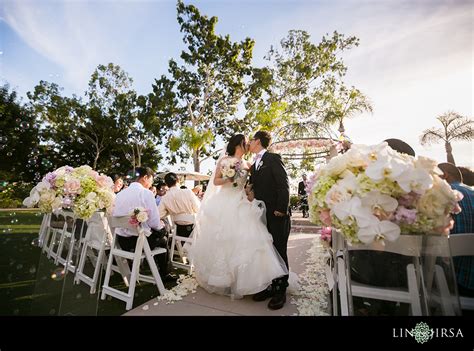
xmin=346 ymin=235 xmax=423 ymax=257
xmin=448 ymin=233 xmax=474 ymax=311
xmin=449 ymin=233 xmax=474 ymax=257
xmin=171 ymin=213 xmax=196 ymax=225
xmin=108 ymin=216 xmax=141 ymax=235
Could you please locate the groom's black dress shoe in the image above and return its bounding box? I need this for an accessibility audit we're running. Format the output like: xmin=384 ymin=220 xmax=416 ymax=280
xmin=268 ymin=293 xmax=286 ymax=310
xmin=252 ymin=287 xmax=274 ymax=302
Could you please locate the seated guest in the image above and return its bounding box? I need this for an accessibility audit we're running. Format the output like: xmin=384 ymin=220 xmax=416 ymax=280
xmin=158 ymin=172 xmax=200 ymax=237
xmin=438 ymin=162 xmax=474 ymax=299
xmin=113 ymin=175 xmax=124 ymax=193
xmin=113 ymin=167 xmax=173 ymax=280
xmin=384 ymin=138 xmax=415 ymax=157
xmin=458 ymin=166 xmax=474 ymax=187
xmin=155 ymin=181 xmax=168 ymax=207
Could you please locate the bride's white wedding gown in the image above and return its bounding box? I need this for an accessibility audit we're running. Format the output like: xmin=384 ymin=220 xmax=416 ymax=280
xmin=189 ymin=169 xmax=288 ymax=298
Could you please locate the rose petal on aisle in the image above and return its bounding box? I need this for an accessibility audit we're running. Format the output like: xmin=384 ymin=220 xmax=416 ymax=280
xmin=290 ymin=236 xmax=330 ymax=316
xmin=155 ymin=274 xmax=199 ymax=304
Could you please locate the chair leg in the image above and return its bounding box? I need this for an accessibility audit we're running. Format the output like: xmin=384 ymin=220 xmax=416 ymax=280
xmin=337 ymin=254 xmax=349 ymax=316
xmin=434 ymin=264 xmax=455 ymax=315
xmin=90 ymin=243 xmax=106 ymax=294
xmin=101 ymin=236 xmax=117 ymax=301
xmin=407 ymin=264 xmax=422 ymax=315
xmin=124 ymin=236 xmax=145 ymax=310
xmin=142 ymin=240 xmax=166 ymax=295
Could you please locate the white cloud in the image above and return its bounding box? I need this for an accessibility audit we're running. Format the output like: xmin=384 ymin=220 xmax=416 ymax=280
xmin=1 ymin=1 xmax=124 ymax=94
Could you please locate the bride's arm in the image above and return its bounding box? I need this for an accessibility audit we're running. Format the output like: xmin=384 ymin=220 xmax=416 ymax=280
xmin=213 ymin=160 xmax=232 ymax=186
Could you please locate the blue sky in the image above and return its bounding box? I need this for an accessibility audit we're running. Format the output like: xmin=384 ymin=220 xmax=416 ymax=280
xmin=1 ymin=0 xmax=472 ymax=174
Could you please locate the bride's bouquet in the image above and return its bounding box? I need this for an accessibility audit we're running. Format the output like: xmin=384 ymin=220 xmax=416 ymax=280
xmin=221 ymin=158 xmax=246 ymax=187
xmin=23 ymin=165 xmax=115 ymax=219
xmin=307 ymin=142 xmax=463 ymax=245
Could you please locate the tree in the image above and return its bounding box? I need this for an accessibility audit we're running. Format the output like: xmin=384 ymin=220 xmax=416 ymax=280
xmin=319 ymin=83 xmax=373 ymax=133
xmin=0 ymin=84 xmax=51 ymax=182
xmin=149 ymin=0 xmax=254 ymax=172
xmin=28 ymin=64 xmax=163 ymax=174
xmin=420 ymin=111 xmax=473 ymax=165
xmin=246 ymin=30 xmax=371 ymax=132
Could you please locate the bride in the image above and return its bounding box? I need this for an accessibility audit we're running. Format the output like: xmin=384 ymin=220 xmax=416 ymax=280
xmin=188 ymin=134 xmax=288 ymax=298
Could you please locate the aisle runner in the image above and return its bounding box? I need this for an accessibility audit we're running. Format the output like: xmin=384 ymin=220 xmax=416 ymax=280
xmin=291 ymin=236 xmax=330 ymax=316
xmin=139 ymin=236 xmax=330 ymax=315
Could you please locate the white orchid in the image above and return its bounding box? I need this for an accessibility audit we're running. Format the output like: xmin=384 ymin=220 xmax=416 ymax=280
xmin=357 ymin=219 xmax=401 ymax=244
xmin=307 ymin=141 xmax=462 ymax=245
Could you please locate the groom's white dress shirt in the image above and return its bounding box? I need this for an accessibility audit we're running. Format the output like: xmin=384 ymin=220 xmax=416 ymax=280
xmin=113 ymin=182 xmax=163 ymax=237
xmin=158 ymin=186 xmax=201 ymax=225
xmin=255 ymin=149 xmax=267 ymax=170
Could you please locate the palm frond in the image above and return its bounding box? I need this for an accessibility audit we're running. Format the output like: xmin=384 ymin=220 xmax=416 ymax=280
xmin=420 ymin=128 xmax=445 ymax=145
xmin=447 ymin=117 xmax=473 ymax=142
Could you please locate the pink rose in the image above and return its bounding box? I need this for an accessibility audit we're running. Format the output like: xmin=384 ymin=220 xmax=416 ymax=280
xmin=321 ymin=227 xmax=332 ymax=242
xmin=319 ymin=209 xmax=332 ymax=226
xmin=64 ymin=179 xmax=81 ymax=194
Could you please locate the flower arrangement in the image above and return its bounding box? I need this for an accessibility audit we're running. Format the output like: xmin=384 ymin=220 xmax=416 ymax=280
xmin=129 ymin=207 xmax=149 ymax=226
xmin=320 ymin=227 xmax=332 ymax=248
xmin=307 ymin=142 xmax=463 ymax=245
xmin=221 ymin=157 xmax=246 ymax=187
xmin=22 ymin=165 xmax=115 ymax=219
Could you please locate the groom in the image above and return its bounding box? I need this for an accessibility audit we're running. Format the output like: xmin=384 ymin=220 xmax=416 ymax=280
xmin=248 ymin=130 xmax=291 ymax=310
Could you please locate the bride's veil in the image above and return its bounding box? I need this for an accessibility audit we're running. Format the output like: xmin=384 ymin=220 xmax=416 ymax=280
xmin=186 ymin=147 xmax=226 ymax=246
xmin=199 ymin=147 xmax=227 ymax=208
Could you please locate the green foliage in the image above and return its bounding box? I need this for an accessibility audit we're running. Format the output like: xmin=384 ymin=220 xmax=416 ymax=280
xmin=253 ymin=101 xmax=291 ymax=132
xmin=0 ymin=182 xmax=33 ymax=208
xmin=149 ymin=0 xmax=255 ymax=171
xmin=0 ymin=85 xmax=49 ymax=182
xmin=27 ymin=64 xmax=163 ymax=176
xmin=246 ymin=30 xmax=371 ymax=131
xmin=290 ymin=195 xmax=299 ymax=208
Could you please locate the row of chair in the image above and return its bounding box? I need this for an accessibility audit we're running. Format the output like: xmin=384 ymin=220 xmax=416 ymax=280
xmin=330 ymin=230 xmax=474 ymax=316
xmin=37 ymin=210 xmax=196 ymax=311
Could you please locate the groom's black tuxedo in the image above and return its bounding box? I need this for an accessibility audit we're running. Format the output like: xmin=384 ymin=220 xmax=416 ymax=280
xmin=249 ymin=151 xmax=290 ymax=289
xmin=250 ymin=152 xmax=290 ymax=215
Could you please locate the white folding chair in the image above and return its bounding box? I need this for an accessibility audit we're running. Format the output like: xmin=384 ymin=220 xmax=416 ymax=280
xmin=75 ymin=212 xmax=127 ymax=294
xmin=334 ymin=231 xmax=425 ymax=316
xmin=448 ymin=233 xmax=474 ymax=311
xmin=101 ymin=216 xmax=167 ymax=310
xmin=54 ymin=211 xmax=78 ymax=272
xmin=42 ymin=213 xmax=65 ymax=258
xmin=169 ymin=213 xmax=195 ymax=274
xmin=37 ymin=213 xmax=51 ymax=248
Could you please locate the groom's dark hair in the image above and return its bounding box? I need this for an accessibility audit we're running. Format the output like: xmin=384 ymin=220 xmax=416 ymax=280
xmin=254 ymin=130 xmax=271 ymax=148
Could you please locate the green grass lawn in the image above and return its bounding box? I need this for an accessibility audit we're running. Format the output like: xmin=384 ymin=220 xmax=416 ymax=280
xmin=0 ymin=209 xmax=179 ymax=316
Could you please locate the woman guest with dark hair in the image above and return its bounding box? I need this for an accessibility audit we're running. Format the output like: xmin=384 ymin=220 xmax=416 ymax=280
xmin=113 ymin=175 xmax=124 ymax=193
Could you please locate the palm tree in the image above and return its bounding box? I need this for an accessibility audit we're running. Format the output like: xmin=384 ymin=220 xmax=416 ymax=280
xmin=420 ymin=111 xmax=473 ymax=165
xmin=321 ymin=85 xmax=373 ymax=134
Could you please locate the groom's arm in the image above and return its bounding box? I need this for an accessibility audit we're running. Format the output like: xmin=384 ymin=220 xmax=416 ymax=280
xmin=271 ymin=153 xmax=290 ymax=215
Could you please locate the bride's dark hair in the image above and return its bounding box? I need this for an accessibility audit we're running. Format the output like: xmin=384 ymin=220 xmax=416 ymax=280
xmin=226 ymin=134 xmax=246 ymax=156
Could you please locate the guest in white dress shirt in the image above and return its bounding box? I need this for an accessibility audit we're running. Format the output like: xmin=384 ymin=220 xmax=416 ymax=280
xmin=113 ymin=167 xmax=172 ymax=278
xmin=158 ymin=172 xmax=201 ymax=237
